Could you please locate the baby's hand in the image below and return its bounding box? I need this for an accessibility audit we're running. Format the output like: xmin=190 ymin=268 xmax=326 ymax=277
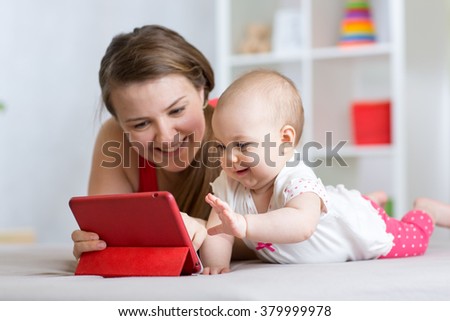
xmin=205 ymin=193 xmax=247 ymax=239
xmin=202 ymin=266 xmax=231 ymax=275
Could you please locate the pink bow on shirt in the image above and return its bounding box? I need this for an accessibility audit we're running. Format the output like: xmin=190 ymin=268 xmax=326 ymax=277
xmin=256 ymin=242 xmax=276 ymax=252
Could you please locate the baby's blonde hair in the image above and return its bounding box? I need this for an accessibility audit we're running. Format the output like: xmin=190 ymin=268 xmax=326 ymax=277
xmin=217 ymin=69 xmax=304 ymax=145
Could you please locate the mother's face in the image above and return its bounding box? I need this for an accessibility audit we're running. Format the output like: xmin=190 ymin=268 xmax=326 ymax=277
xmin=111 ymin=74 xmax=206 ymax=172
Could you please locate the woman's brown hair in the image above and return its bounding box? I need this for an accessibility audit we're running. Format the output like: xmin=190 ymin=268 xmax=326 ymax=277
xmin=99 ymin=25 xmax=220 ymax=220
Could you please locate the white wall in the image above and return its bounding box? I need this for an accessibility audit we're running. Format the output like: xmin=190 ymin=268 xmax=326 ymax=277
xmin=0 ymin=0 xmax=215 ymax=243
xmin=404 ymin=0 xmax=449 ymax=204
xmin=404 ymin=0 xmax=450 ymax=240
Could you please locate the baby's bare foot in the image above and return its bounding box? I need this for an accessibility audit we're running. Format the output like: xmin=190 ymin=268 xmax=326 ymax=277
xmin=414 ymin=197 xmax=450 ymax=227
xmin=366 ymin=191 xmax=388 ymax=207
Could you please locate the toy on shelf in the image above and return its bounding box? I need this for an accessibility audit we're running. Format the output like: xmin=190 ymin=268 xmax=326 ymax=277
xmin=351 ymin=100 xmax=391 ymax=145
xmin=339 ymin=0 xmax=376 ymax=46
xmin=239 ymin=23 xmax=271 ymax=54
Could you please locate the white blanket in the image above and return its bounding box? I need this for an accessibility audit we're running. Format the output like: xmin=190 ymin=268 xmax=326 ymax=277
xmin=1 ymin=233 xmax=450 ymax=300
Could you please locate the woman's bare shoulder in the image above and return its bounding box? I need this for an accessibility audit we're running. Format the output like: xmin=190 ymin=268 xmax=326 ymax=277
xmin=88 ymin=117 xmax=139 ymax=195
xmin=97 ymin=117 xmax=124 ymax=141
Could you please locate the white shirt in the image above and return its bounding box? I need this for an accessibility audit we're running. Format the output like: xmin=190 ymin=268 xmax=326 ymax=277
xmin=211 ymin=160 xmax=394 ymax=263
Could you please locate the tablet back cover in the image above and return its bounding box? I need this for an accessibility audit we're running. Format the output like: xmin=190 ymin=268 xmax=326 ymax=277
xmin=69 ymin=192 xmax=201 ymax=275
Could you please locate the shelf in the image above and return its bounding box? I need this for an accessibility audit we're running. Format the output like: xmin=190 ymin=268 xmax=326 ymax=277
xmin=309 ymin=144 xmax=394 ymax=159
xmin=229 ymin=43 xmax=391 ymax=67
xmin=311 ymin=43 xmax=392 ymax=60
xmin=229 ymin=50 xmax=305 ymax=67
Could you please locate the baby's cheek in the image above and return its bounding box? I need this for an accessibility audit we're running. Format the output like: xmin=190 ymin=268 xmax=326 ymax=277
xmin=241 ymin=148 xmax=262 ymax=167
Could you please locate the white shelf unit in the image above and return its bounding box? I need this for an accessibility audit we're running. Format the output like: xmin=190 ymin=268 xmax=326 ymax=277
xmin=215 ymin=0 xmax=406 ymax=216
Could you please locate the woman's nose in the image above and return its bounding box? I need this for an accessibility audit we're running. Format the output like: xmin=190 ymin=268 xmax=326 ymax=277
xmin=154 ymin=122 xmax=176 ymax=143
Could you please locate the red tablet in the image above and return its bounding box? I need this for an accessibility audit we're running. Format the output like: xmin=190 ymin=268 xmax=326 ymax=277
xmin=69 ymin=191 xmax=202 ymax=276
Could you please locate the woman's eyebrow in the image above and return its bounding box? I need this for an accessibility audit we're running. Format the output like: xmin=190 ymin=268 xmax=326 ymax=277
xmin=125 ymin=117 xmax=148 ymax=123
xmin=164 ymin=96 xmax=186 ymax=111
xmin=125 ymin=96 xmax=186 ymax=123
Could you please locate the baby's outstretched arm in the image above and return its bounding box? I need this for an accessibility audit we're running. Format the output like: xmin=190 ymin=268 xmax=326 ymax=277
xmin=207 ymin=192 xmax=323 ymax=244
xmin=200 ymin=200 xmax=235 ymax=275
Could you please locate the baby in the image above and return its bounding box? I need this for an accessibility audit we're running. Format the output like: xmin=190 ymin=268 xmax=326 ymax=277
xmin=200 ymin=69 xmax=450 ymax=274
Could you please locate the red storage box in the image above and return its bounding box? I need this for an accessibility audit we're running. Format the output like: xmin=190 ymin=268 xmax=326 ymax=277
xmin=351 ymin=100 xmax=391 ymax=145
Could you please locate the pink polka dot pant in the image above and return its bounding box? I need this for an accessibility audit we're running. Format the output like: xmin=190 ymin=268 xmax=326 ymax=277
xmin=364 ymin=197 xmax=434 ymax=258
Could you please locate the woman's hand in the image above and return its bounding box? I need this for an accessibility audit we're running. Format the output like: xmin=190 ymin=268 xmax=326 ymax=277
xmin=71 ymin=230 xmax=107 ymax=260
xmin=180 ymin=212 xmax=207 ymax=251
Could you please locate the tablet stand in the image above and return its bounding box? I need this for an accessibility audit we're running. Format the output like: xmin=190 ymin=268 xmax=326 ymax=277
xmin=75 ymin=247 xmax=189 ymax=277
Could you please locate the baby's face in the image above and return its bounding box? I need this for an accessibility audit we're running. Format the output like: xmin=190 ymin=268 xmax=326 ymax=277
xmin=212 ymin=94 xmax=288 ymax=193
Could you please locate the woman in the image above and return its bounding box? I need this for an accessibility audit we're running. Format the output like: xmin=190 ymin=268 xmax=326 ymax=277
xmin=72 ymin=25 xmax=224 ymax=259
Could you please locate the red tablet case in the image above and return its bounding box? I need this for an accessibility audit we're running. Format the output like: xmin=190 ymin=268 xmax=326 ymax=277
xmin=69 ymin=192 xmax=202 ymax=277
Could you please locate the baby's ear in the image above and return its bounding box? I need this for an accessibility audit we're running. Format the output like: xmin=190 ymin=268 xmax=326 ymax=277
xmin=279 ymin=125 xmax=296 ymax=156
xmin=280 ymin=125 xmax=296 ymax=145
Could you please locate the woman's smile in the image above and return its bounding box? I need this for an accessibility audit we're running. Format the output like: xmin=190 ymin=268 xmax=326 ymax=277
xmin=154 ymin=135 xmax=188 ymax=152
